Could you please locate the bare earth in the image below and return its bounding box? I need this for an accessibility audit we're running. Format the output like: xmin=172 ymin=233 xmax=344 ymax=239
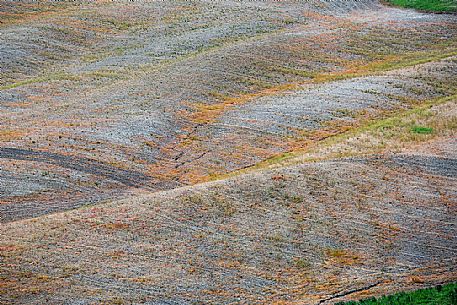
xmin=0 ymin=0 xmax=456 ymax=304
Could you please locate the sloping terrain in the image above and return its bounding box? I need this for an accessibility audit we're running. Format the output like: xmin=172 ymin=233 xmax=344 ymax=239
xmin=1 ymin=0 xmax=457 ymax=221
xmin=1 ymin=135 xmax=456 ymax=304
xmin=1 ymin=0 xmax=456 ymax=304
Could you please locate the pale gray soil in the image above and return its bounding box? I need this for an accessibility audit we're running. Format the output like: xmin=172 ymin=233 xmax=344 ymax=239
xmin=0 ymin=1 xmax=456 ymax=304
xmin=1 ymin=139 xmax=455 ymax=304
xmin=1 ymin=0 xmax=457 ymax=221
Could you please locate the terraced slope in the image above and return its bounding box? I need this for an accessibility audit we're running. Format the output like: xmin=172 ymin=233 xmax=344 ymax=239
xmin=1 ymin=0 xmax=457 ymax=221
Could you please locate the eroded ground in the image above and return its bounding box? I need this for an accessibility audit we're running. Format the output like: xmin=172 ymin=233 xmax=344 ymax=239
xmin=1 ymin=136 xmax=456 ymax=304
xmin=1 ymin=0 xmax=457 ymax=220
xmin=0 ymin=0 xmax=456 ymax=304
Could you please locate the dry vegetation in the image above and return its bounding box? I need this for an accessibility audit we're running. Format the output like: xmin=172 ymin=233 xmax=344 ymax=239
xmin=1 ymin=136 xmax=455 ymax=304
xmin=1 ymin=0 xmax=456 ymax=304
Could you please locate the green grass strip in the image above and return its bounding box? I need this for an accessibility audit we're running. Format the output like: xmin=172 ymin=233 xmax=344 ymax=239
xmin=386 ymin=0 xmax=457 ymax=13
xmin=337 ymin=282 xmax=457 ymax=305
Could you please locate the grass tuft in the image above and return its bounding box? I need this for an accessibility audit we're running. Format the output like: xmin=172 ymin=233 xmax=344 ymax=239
xmin=411 ymin=125 xmax=433 ymax=134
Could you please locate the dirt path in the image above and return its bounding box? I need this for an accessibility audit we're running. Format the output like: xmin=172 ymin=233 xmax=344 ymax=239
xmin=0 ymin=147 xmax=182 ymax=222
xmin=0 ymin=147 xmax=153 ymax=187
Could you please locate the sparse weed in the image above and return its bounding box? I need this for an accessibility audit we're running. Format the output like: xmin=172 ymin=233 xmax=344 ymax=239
xmin=411 ymin=125 xmax=433 ymax=134
xmin=295 ymin=258 xmax=311 ymax=269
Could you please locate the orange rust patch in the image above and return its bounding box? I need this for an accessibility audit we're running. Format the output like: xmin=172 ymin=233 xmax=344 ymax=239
xmin=182 ymin=83 xmax=297 ymax=125
xmin=0 ymin=245 xmax=22 ymax=252
xmin=100 ymin=222 xmax=130 ymax=230
xmin=325 ymin=248 xmax=363 ymax=266
xmin=0 ymin=129 xmax=26 ymax=142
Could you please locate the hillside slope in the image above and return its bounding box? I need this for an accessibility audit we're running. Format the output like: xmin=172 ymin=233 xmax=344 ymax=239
xmin=1 ymin=0 xmax=457 ymax=221
xmin=1 ymin=135 xmax=456 ymax=304
xmin=1 ymin=1 xmax=456 ymax=304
